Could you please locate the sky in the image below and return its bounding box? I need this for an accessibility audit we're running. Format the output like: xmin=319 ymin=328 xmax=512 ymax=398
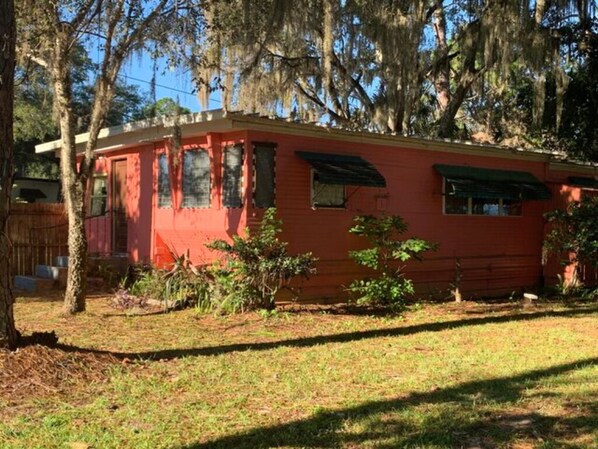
xmin=118 ymin=54 xmax=222 ymax=113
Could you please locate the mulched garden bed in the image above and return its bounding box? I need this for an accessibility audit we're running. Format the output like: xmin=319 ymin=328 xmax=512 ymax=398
xmin=0 ymin=333 xmax=118 ymax=405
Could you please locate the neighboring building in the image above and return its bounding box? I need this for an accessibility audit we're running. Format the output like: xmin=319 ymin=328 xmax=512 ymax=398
xmin=12 ymin=176 xmax=61 ymax=204
xmin=36 ymin=110 xmax=598 ymax=301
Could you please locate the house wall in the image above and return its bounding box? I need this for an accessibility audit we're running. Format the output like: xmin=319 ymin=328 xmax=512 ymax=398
xmin=86 ymin=145 xmax=153 ymax=262
xmin=543 ymin=168 xmax=598 ymax=287
xmin=242 ymin=130 xmax=549 ymax=301
xmin=86 ymin=124 xmax=593 ymax=301
xmin=151 ymin=132 xmax=248 ymax=267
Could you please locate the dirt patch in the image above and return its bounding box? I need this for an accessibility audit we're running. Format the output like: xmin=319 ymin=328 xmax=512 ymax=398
xmin=0 ymin=339 xmax=118 ymax=406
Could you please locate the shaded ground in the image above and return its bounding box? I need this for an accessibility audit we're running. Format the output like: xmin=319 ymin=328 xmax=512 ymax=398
xmin=1 ymin=295 xmax=597 ymax=449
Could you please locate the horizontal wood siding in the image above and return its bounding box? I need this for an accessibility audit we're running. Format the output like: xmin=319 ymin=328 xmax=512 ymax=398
xmin=152 ymin=132 xmax=249 ymax=266
xmin=247 ymin=129 xmax=548 ymax=300
xmin=134 ymin=126 xmax=589 ymax=301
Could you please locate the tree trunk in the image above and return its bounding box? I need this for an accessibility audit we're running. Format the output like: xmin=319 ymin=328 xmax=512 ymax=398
xmin=432 ymin=6 xmax=450 ymax=113
xmin=437 ymin=25 xmax=481 ymax=138
xmin=63 ymin=181 xmax=88 ymax=313
xmin=52 ymin=53 xmax=88 ymax=314
xmin=0 ymin=0 xmax=17 ymax=349
xmin=21 ymin=0 xmax=171 ymax=315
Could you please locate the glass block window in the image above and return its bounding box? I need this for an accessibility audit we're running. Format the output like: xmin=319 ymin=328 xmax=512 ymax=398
xmin=157 ymin=153 xmax=172 ymax=208
xmin=182 ymin=149 xmax=211 ymax=208
xmin=222 ymin=145 xmax=243 ymax=208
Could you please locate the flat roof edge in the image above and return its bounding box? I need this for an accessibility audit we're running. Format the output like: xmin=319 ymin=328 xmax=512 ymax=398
xmin=35 ymin=109 xmax=228 ymax=154
xmin=34 ymin=109 xmax=598 ymax=173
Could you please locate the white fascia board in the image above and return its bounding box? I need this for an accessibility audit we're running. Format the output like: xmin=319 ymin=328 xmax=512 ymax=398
xmin=35 ymin=109 xmax=229 ymax=154
xmin=548 ymin=161 xmax=598 ymax=175
xmin=229 ymin=115 xmax=557 ymax=163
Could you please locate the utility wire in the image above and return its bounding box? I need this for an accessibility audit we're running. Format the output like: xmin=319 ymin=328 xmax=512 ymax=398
xmin=119 ymin=73 xmax=222 ymax=104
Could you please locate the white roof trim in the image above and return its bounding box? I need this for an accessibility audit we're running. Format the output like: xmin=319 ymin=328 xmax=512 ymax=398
xmin=35 ymin=109 xmax=228 ymax=154
xmin=34 ymin=109 xmax=598 ymax=172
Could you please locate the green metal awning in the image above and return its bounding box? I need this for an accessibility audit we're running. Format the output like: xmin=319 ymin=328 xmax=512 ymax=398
xmin=296 ymin=151 xmax=386 ymax=187
xmin=434 ymin=164 xmax=551 ymax=200
xmin=569 ymin=176 xmax=598 ymax=189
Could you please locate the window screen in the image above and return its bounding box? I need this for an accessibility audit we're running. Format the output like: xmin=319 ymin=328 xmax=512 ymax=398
xmin=312 ymin=173 xmax=345 ymax=208
xmin=182 ymin=149 xmax=211 ymax=208
xmin=223 ymin=145 xmax=243 ymax=208
xmin=253 ymin=144 xmax=275 ymax=208
xmin=157 ymin=154 xmax=172 ymax=208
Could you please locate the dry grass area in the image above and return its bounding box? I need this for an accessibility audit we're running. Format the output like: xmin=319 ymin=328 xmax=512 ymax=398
xmin=1 ymin=294 xmax=597 ymax=449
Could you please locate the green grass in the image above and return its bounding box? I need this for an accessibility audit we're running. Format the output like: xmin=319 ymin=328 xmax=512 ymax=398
xmin=1 ymin=296 xmax=597 ymax=449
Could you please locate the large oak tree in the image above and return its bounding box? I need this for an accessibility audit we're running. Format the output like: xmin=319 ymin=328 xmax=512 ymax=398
xmin=200 ymin=0 xmax=596 ymax=149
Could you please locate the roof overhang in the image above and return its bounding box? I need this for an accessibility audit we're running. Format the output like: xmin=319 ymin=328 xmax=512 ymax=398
xmin=548 ymin=161 xmax=598 ymax=176
xmin=34 ymin=110 xmax=598 ymax=175
xmin=35 ymin=110 xmax=232 ymax=156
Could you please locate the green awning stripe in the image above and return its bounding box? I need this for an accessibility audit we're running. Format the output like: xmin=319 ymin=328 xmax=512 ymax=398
xmin=569 ymin=176 xmax=598 ymax=189
xmin=296 ymin=151 xmax=386 ymax=188
xmin=434 ymin=164 xmax=551 ymax=200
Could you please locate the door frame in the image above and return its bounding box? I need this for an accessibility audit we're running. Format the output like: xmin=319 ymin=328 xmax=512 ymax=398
xmin=111 ymin=158 xmax=128 ymax=254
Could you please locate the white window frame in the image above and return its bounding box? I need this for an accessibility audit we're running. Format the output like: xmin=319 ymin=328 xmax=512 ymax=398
xmin=89 ymin=174 xmax=108 ymax=216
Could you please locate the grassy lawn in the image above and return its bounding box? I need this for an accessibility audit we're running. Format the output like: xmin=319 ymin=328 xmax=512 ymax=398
xmin=1 ymin=295 xmax=597 ymax=449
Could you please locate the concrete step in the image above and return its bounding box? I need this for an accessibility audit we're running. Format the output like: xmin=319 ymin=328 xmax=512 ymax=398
xmin=55 ymin=256 xmax=69 ymax=268
xmin=14 ymin=275 xmax=55 ymax=293
xmin=35 ymin=264 xmax=67 ymax=280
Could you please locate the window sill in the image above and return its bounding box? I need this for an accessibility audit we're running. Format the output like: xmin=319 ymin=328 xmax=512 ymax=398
xmin=311 ymin=205 xmax=347 ymax=210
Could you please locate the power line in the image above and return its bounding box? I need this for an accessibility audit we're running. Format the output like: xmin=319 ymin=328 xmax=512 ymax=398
xmin=119 ymin=73 xmax=196 ymax=96
xmin=119 ymin=73 xmax=223 ymax=104
xmin=122 ymin=73 xmax=223 ymax=104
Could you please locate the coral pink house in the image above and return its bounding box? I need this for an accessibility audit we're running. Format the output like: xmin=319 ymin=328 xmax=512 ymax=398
xmin=37 ymin=111 xmax=598 ymax=301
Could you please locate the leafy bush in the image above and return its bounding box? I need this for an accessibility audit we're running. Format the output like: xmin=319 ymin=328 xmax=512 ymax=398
xmin=117 ymin=211 xmax=315 ymax=314
xmin=125 ymin=252 xmax=211 ymax=311
xmin=348 ymin=214 xmax=436 ymax=309
xmin=544 ymin=195 xmax=598 ymax=289
xmin=206 ymin=208 xmax=316 ymax=312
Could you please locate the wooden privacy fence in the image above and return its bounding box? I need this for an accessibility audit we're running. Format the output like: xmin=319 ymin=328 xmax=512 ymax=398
xmin=9 ymin=203 xmax=68 ymax=276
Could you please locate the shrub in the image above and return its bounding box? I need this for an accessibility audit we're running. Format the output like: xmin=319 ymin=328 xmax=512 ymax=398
xmin=206 ymin=208 xmax=316 ymax=312
xmin=348 ymin=214 xmax=436 ymax=309
xmin=544 ymin=195 xmax=598 ymax=292
xmin=125 ymin=252 xmax=211 ymax=311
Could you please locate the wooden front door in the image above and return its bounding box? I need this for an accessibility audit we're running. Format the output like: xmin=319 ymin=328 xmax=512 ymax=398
xmin=112 ymin=159 xmax=128 ymax=254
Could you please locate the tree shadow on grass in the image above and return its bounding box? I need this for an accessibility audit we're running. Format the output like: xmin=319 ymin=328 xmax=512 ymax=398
xmin=49 ymin=306 xmax=598 ymax=361
xmin=172 ymin=357 xmax=598 ymax=449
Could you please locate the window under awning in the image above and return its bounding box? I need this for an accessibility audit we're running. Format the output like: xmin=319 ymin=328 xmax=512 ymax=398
xmin=569 ymin=176 xmax=598 ymax=189
xmin=434 ymin=164 xmax=551 ymax=200
xmin=296 ymin=151 xmax=386 ymax=188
